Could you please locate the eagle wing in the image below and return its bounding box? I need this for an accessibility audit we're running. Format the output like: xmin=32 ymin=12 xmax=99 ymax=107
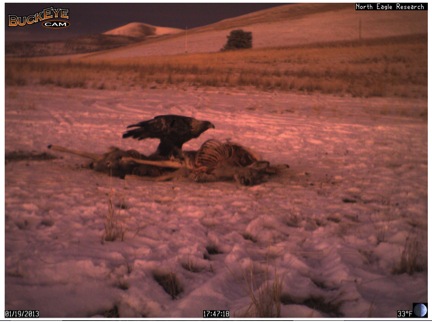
xmin=123 ymin=115 xmax=183 ymax=140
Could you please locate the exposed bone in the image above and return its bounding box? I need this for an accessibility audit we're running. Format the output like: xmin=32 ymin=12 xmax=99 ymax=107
xmin=122 ymin=139 xmax=259 ymax=170
xmin=48 ymin=140 xmax=287 ymax=185
xmin=121 ymin=157 xmax=183 ymax=169
xmin=48 ymin=144 xmax=169 ymax=179
xmin=47 ymin=144 xmax=100 ymax=161
xmin=122 ymin=140 xmax=282 ymax=185
xmin=153 ymin=168 xmax=192 ymax=182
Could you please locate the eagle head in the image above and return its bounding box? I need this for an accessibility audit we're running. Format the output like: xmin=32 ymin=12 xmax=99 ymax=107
xmin=192 ymin=119 xmax=215 ymax=136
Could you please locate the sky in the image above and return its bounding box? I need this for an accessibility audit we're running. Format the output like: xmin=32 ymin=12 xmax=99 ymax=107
xmin=5 ymin=3 xmax=284 ymax=41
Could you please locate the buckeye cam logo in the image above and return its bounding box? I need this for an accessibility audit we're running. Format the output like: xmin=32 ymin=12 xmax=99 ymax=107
xmin=42 ymin=21 xmax=70 ymax=29
xmin=8 ymin=6 xmax=70 ymax=29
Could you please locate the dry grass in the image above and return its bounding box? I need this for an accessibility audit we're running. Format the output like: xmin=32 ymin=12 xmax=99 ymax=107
xmin=241 ymin=264 xmax=283 ymax=317
xmin=195 ymin=3 xmax=352 ymax=32
xmin=6 ymin=34 xmax=426 ymax=98
xmin=393 ymin=234 xmax=426 ymax=275
xmin=181 ymin=256 xmax=207 ymax=273
xmin=152 ymin=271 xmax=184 ymax=299
xmin=101 ymin=191 xmax=126 ymax=242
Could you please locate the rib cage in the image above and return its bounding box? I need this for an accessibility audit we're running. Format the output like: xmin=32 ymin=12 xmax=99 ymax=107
xmin=194 ymin=139 xmax=259 ymax=170
xmin=48 ymin=139 xmax=278 ymax=185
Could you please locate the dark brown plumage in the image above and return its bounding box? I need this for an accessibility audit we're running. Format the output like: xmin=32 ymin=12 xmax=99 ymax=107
xmin=122 ymin=115 xmax=215 ymax=158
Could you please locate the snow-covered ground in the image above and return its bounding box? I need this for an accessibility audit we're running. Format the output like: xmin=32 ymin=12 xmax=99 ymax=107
xmin=5 ymin=86 xmax=427 ymax=318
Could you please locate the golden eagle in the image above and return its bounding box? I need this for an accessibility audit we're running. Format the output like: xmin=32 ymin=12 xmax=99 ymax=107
xmin=122 ymin=115 xmax=215 ymax=158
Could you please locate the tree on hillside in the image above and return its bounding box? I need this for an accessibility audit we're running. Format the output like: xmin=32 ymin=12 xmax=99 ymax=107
xmin=221 ymin=29 xmax=252 ymax=51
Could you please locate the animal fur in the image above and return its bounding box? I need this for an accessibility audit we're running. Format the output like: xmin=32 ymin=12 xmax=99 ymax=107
xmin=48 ymin=145 xmax=169 ymax=179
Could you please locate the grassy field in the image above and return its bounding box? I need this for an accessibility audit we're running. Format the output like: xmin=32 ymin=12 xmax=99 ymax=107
xmin=6 ymin=34 xmax=427 ymax=98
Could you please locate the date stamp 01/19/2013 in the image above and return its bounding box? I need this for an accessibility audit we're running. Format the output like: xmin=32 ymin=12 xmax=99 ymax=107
xmin=5 ymin=310 xmax=228 ymax=319
xmin=5 ymin=310 xmax=40 ymax=318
